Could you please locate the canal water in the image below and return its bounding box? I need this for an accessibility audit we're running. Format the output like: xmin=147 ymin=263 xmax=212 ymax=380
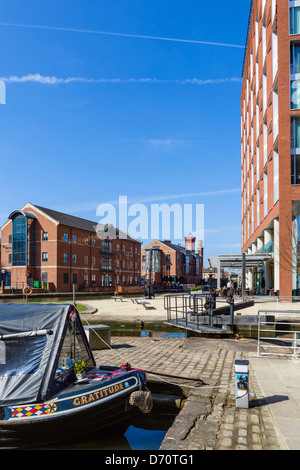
xmin=40 ymin=412 xmax=177 ymax=450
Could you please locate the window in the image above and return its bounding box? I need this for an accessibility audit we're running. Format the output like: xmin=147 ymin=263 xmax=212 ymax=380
xmin=63 ymin=252 xmax=69 ymax=263
xmin=257 ymin=189 xmax=260 ymax=228
xmin=0 ymin=335 xmax=47 ymax=376
xmin=63 ymin=273 xmax=69 ymax=284
xmin=291 ymin=43 xmax=300 ymax=75
xmin=263 ymin=73 xmax=267 ymax=115
xmin=8 ymin=254 xmax=11 ymax=264
xmin=12 ymin=216 xmax=27 ymax=266
xmin=8 ymin=235 xmax=12 ymax=244
xmin=263 ymin=121 xmax=267 ymax=165
xmin=274 ymin=150 xmax=279 ymax=200
xmin=92 ymin=256 xmax=96 ymax=265
xmin=273 ymin=30 xmax=278 ymax=81
xmin=264 ymin=170 xmax=268 ymax=218
xmin=102 ymin=241 xmax=110 ymax=253
xmin=291 ymin=117 xmax=300 ymax=184
xmin=42 ymin=252 xmax=48 ymax=262
xmin=291 ymin=80 xmax=300 ymax=109
xmin=42 ymin=232 xmax=48 ymax=241
xmin=273 ymin=89 xmax=278 ymax=139
xmin=291 ymin=154 xmax=300 ymax=184
xmin=256 ymin=145 xmax=260 ymax=183
xmin=291 ymin=116 xmax=300 ymax=149
xmin=262 ymin=25 xmax=266 ymax=64
xmin=92 ymin=238 xmax=96 ymax=246
xmin=166 ymin=254 xmax=171 ymax=262
xmin=84 ymin=256 xmax=89 ymax=265
xmin=73 ymin=273 xmax=77 ymax=284
xmin=72 ymin=254 xmax=78 ymax=264
xmin=52 ymin=316 xmax=93 ymax=393
xmin=290 ymin=4 xmax=300 ymax=35
xmin=102 ymin=259 xmax=111 ymax=270
xmin=73 ymin=235 xmax=77 ymax=244
xmin=64 ymin=233 xmax=69 ymax=242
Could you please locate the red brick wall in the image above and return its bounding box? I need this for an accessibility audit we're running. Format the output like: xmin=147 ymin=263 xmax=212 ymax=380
xmin=0 ymin=204 xmax=141 ymax=292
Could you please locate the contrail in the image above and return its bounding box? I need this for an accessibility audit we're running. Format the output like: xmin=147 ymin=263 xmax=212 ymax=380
xmin=0 ymin=22 xmax=245 ymax=49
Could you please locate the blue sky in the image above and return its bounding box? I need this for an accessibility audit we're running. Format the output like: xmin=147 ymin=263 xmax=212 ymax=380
xmin=0 ymin=0 xmax=250 ymax=265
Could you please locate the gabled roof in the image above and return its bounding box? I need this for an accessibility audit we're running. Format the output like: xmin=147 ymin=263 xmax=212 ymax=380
xmin=143 ymin=239 xmax=197 ymax=254
xmin=20 ymin=203 xmax=141 ymax=243
xmin=34 ymin=204 xmax=99 ymax=232
xmin=160 ymin=240 xmax=186 ymax=253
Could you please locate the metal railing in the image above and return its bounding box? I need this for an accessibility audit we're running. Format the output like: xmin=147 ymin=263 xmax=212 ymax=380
xmin=257 ymin=310 xmax=300 ymax=357
xmin=164 ymin=294 xmax=206 ymax=329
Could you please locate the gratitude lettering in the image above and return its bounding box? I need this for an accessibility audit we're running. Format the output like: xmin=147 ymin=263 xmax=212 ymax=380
xmin=73 ymin=382 xmax=124 ymax=406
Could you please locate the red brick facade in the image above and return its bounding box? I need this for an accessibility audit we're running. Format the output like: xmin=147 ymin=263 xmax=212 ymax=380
xmin=241 ymin=0 xmax=300 ymax=296
xmin=141 ymin=237 xmax=203 ymax=288
xmin=0 ymin=203 xmax=141 ymax=292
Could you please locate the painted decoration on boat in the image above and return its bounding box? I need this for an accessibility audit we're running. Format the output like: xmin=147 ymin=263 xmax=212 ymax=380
xmin=6 ymin=376 xmax=138 ymax=421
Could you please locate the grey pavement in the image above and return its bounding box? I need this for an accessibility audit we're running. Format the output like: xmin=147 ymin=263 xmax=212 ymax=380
xmin=250 ymin=355 xmax=300 ymax=450
xmin=82 ymin=295 xmax=300 ymax=450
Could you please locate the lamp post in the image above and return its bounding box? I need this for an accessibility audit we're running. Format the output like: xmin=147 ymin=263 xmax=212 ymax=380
xmin=145 ymin=248 xmax=153 ymax=299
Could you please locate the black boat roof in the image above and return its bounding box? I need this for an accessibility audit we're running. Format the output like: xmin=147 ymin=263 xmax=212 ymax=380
xmin=0 ymin=303 xmax=94 ymax=406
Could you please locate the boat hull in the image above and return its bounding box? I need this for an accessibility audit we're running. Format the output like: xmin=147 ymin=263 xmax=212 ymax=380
xmin=0 ymin=370 xmax=146 ymax=449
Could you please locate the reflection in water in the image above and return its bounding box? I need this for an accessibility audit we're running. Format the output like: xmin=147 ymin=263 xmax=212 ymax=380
xmin=38 ymin=412 xmax=176 ymax=450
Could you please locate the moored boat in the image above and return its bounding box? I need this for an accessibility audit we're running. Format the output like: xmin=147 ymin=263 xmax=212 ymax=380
xmin=0 ymin=303 xmax=152 ymax=449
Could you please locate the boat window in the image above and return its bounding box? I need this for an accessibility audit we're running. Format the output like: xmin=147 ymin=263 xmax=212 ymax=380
xmin=56 ymin=318 xmax=93 ymax=376
xmin=0 ymin=336 xmax=47 ymax=376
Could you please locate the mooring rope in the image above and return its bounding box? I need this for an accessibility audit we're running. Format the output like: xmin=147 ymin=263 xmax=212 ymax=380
xmin=82 ymin=316 xmax=235 ymax=391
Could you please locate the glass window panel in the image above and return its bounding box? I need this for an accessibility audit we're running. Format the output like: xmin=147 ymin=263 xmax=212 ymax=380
xmin=291 ymin=80 xmax=300 ymax=109
xmin=12 ymin=216 xmax=27 ymax=266
xmin=294 ymin=45 xmax=300 ymax=74
xmin=0 ymin=336 xmax=47 ymax=376
xmin=291 ymin=7 xmax=300 ymax=35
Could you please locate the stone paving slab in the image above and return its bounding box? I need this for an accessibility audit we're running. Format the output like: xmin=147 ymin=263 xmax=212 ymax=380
xmin=92 ymin=336 xmax=284 ymax=450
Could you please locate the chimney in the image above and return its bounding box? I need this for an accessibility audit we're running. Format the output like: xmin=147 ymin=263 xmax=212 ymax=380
xmin=185 ymin=234 xmax=195 ymax=252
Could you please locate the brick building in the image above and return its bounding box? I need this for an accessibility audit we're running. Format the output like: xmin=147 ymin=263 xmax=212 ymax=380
xmin=241 ymin=0 xmax=300 ymax=296
xmin=0 ymin=202 xmax=141 ymax=292
xmin=141 ymin=235 xmax=203 ymax=288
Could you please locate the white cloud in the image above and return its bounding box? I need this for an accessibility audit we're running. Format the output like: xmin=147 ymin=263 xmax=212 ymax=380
xmin=0 ymin=74 xmax=242 ymax=86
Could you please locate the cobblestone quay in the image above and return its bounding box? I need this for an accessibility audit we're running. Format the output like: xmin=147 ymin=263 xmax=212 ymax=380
xmin=93 ymin=335 xmax=283 ymax=451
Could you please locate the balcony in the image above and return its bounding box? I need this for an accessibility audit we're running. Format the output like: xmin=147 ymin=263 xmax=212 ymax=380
xmin=100 ymin=265 xmax=115 ymax=271
xmin=258 ymin=240 xmax=274 ymax=254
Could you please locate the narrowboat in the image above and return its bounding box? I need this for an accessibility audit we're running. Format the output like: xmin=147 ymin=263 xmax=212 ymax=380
xmin=0 ymin=303 xmax=152 ymax=449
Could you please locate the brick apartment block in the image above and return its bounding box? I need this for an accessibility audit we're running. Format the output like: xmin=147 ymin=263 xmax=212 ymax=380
xmin=141 ymin=236 xmax=203 ymax=288
xmin=0 ymin=203 xmax=141 ymax=292
xmin=241 ymin=0 xmax=300 ymax=297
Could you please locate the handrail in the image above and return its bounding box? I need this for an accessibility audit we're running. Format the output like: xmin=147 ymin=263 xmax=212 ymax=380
xmin=257 ymin=310 xmax=300 ymax=357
